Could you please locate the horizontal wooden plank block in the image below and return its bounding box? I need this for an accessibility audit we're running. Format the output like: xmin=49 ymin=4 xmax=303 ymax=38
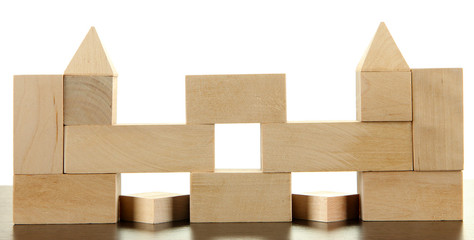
xmin=412 ymin=68 xmax=463 ymax=171
xmin=261 ymin=122 xmax=413 ymax=172
xmin=293 ymin=192 xmax=359 ymax=222
xmin=14 ymin=75 xmax=63 ymax=174
xmin=186 ymin=74 xmax=286 ymax=124
xmin=14 ymin=174 xmax=120 ymax=224
xmin=65 ymin=124 xmax=214 ymax=173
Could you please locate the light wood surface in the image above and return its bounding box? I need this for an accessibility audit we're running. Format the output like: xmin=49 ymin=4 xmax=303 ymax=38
xmin=13 ymin=174 xmax=120 ymax=224
xmin=358 ymin=171 xmax=462 ymax=221
xmin=64 ymin=124 xmax=214 ymax=173
xmin=293 ymin=192 xmax=359 ymax=222
xmin=261 ymin=122 xmax=413 ymax=172
xmin=412 ymin=68 xmax=463 ymax=171
xmin=191 ymin=171 xmax=291 ymax=222
xmin=186 ymin=74 xmax=286 ymax=124
xmin=13 ymin=75 xmax=63 ymax=174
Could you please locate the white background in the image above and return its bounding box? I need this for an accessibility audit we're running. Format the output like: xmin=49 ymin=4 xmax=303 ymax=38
xmin=0 ymin=0 xmax=472 ymax=195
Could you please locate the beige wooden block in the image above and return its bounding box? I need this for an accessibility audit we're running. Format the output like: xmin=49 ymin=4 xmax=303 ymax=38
xmin=14 ymin=174 xmax=120 ymax=224
xmin=356 ymin=71 xmax=412 ymax=121
xmin=64 ymin=75 xmax=117 ymax=125
xmin=261 ymin=122 xmax=413 ymax=172
xmin=358 ymin=171 xmax=462 ymax=221
xmin=186 ymin=74 xmax=286 ymax=124
xmin=293 ymin=192 xmax=359 ymax=222
xmin=191 ymin=170 xmax=291 ymax=222
xmin=13 ymin=75 xmax=63 ymax=174
xmin=120 ymin=192 xmax=189 ymax=224
xmin=64 ymin=124 xmax=214 ymax=173
xmin=412 ymin=68 xmax=463 ymax=171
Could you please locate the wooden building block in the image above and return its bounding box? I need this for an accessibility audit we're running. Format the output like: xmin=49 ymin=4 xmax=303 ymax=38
xmin=358 ymin=171 xmax=462 ymax=221
xmin=191 ymin=170 xmax=291 ymax=222
xmin=292 ymin=192 xmax=359 ymax=222
xmin=64 ymin=124 xmax=214 ymax=173
xmin=412 ymin=68 xmax=463 ymax=171
xmin=261 ymin=122 xmax=413 ymax=172
xmin=13 ymin=75 xmax=63 ymax=174
xmin=186 ymin=74 xmax=286 ymax=124
xmin=14 ymin=174 xmax=120 ymax=224
xmin=356 ymin=71 xmax=412 ymax=121
xmin=120 ymin=192 xmax=189 ymax=224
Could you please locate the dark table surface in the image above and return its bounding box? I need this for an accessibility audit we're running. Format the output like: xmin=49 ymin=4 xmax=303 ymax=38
xmin=1 ymin=180 xmax=473 ymax=240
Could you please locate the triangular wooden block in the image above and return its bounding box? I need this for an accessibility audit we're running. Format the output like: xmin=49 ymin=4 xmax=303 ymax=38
xmin=65 ymin=27 xmax=117 ymax=76
xmin=357 ymin=22 xmax=409 ymax=72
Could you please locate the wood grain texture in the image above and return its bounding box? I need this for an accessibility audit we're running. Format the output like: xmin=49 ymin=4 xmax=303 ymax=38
xmin=356 ymin=71 xmax=412 ymax=121
xmin=358 ymin=171 xmax=462 ymax=221
xmin=412 ymin=68 xmax=463 ymax=171
xmin=13 ymin=75 xmax=63 ymax=174
xmin=191 ymin=171 xmax=291 ymax=222
xmin=261 ymin=122 xmax=413 ymax=172
xmin=64 ymin=124 xmax=214 ymax=173
xmin=293 ymin=192 xmax=359 ymax=222
xmin=14 ymin=174 xmax=120 ymax=224
xmin=186 ymin=74 xmax=286 ymax=124
xmin=120 ymin=192 xmax=189 ymax=224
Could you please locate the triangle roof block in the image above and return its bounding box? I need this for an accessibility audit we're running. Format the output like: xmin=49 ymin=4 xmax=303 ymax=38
xmin=65 ymin=27 xmax=117 ymax=76
xmin=357 ymin=22 xmax=410 ymax=72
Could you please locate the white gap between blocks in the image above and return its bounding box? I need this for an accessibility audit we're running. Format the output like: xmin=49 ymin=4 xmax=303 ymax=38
xmin=292 ymin=172 xmax=357 ymax=194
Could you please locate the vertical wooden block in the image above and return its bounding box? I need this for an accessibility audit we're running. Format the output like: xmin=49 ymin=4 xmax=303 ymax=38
xmin=191 ymin=170 xmax=291 ymax=222
xmin=14 ymin=174 xmax=121 ymax=224
xmin=292 ymin=192 xmax=359 ymax=222
xmin=120 ymin=192 xmax=189 ymax=224
xmin=14 ymin=75 xmax=63 ymax=174
xmin=358 ymin=171 xmax=462 ymax=221
xmin=412 ymin=68 xmax=463 ymax=171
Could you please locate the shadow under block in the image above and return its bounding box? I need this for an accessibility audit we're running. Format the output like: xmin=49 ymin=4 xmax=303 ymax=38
xmin=64 ymin=124 xmax=214 ymax=173
xmin=358 ymin=171 xmax=462 ymax=221
xmin=190 ymin=171 xmax=291 ymax=222
xmin=356 ymin=71 xmax=412 ymax=121
xmin=412 ymin=68 xmax=463 ymax=171
xmin=261 ymin=122 xmax=413 ymax=172
xmin=292 ymin=192 xmax=359 ymax=222
xmin=13 ymin=75 xmax=63 ymax=174
xmin=120 ymin=192 xmax=189 ymax=224
xmin=13 ymin=174 xmax=120 ymax=224
xmin=186 ymin=74 xmax=286 ymax=124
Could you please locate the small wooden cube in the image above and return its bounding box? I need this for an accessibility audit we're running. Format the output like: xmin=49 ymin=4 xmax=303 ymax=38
xmin=293 ymin=192 xmax=359 ymax=222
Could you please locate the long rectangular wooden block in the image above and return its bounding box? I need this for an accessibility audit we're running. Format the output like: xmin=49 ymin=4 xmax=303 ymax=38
xmin=412 ymin=68 xmax=463 ymax=171
xmin=358 ymin=171 xmax=462 ymax=221
xmin=191 ymin=170 xmax=291 ymax=222
xmin=14 ymin=75 xmax=63 ymax=174
xmin=292 ymin=192 xmax=359 ymax=222
xmin=186 ymin=74 xmax=286 ymax=124
xmin=261 ymin=122 xmax=413 ymax=172
xmin=14 ymin=174 xmax=120 ymax=224
xmin=65 ymin=124 xmax=214 ymax=173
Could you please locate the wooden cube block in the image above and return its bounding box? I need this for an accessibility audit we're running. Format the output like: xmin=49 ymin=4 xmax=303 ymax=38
xmin=14 ymin=174 xmax=120 ymax=224
xmin=293 ymin=192 xmax=359 ymax=222
xmin=186 ymin=74 xmax=286 ymax=124
xmin=64 ymin=124 xmax=214 ymax=173
xmin=120 ymin=192 xmax=189 ymax=224
xmin=14 ymin=75 xmax=63 ymax=174
xmin=412 ymin=68 xmax=463 ymax=171
xmin=261 ymin=122 xmax=413 ymax=172
xmin=358 ymin=171 xmax=462 ymax=221
xmin=191 ymin=170 xmax=291 ymax=222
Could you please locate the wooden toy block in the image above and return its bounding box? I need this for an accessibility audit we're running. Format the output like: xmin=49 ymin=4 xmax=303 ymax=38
xmin=292 ymin=192 xmax=359 ymax=222
xmin=356 ymin=71 xmax=412 ymax=121
xmin=14 ymin=174 xmax=120 ymax=224
xmin=13 ymin=75 xmax=63 ymax=174
xmin=64 ymin=124 xmax=214 ymax=173
xmin=261 ymin=122 xmax=413 ymax=172
xmin=186 ymin=74 xmax=286 ymax=124
xmin=412 ymin=68 xmax=463 ymax=171
xmin=357 ymin=171 xmax=462 ymax=221
xmin=120 ymin=192 xmax=189 ymax=224
xmin=190 ymin=170 xmax=291 ymax=222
